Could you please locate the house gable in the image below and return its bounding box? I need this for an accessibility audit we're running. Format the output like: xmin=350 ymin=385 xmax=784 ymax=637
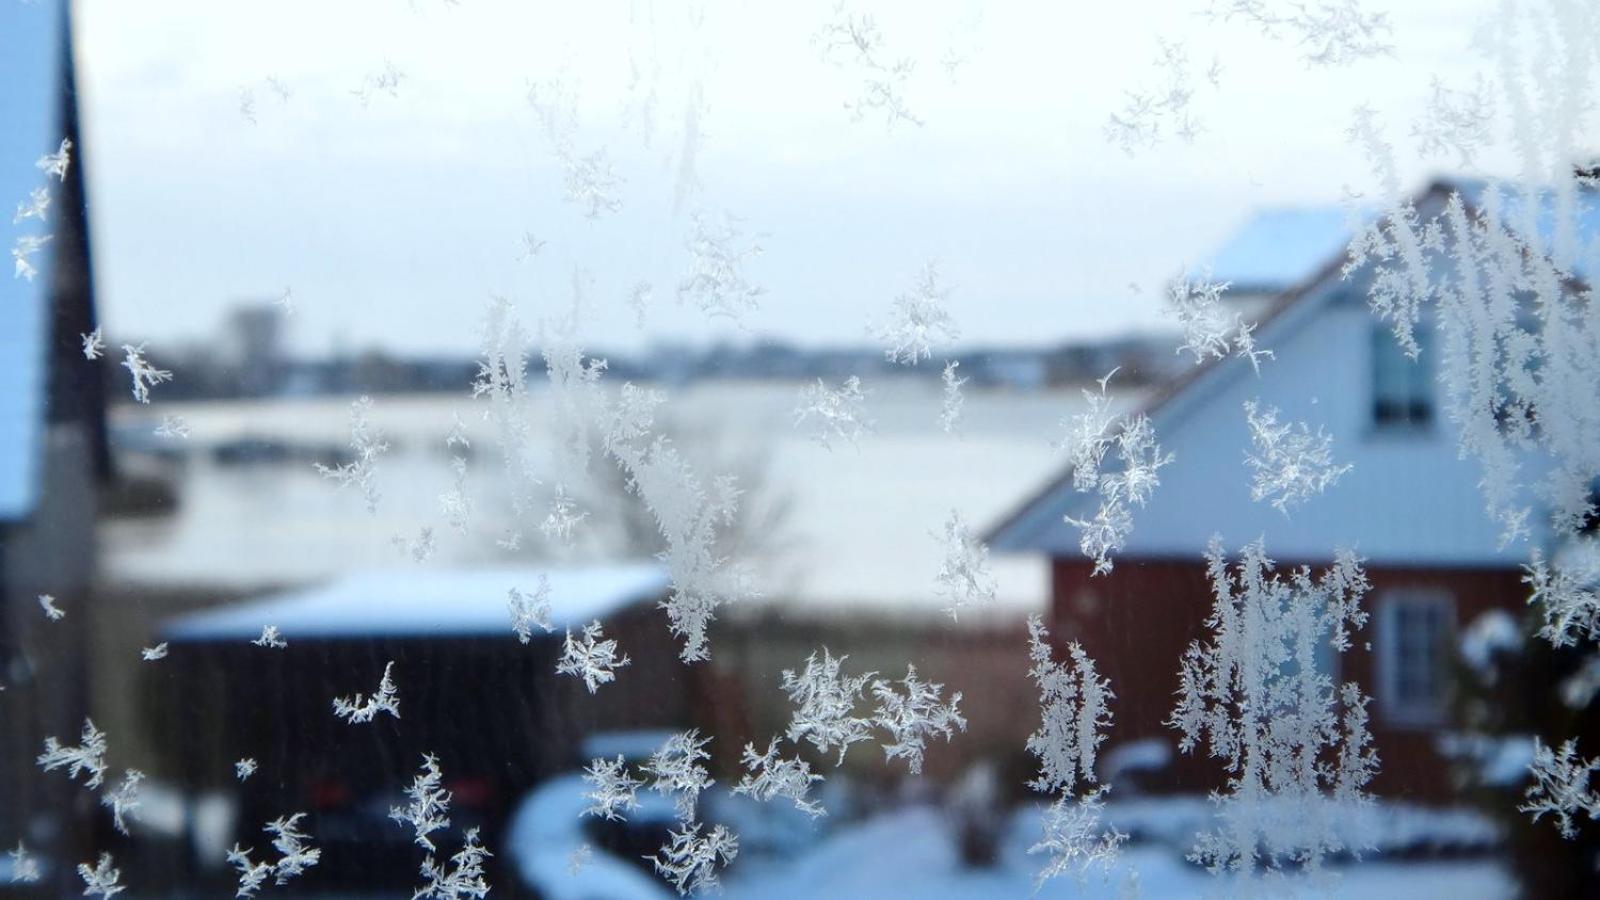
xmin=990 ymin=183 xmax=1537 ymax=568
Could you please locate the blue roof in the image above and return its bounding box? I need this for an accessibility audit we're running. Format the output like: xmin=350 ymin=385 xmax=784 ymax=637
xmin=1205 ymin=206 xmax=1352 ymax=292
xmin=0 ymin=0 xmax=65 ymax=521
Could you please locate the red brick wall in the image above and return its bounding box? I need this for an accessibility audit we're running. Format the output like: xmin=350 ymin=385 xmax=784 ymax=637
xmin=1049 ymin=555 xmax=1526 ymax=803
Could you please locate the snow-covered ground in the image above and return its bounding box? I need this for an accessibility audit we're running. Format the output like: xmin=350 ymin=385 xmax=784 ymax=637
xmin=106 ymin=379 xmax=1130 ymax=617
xmin=722 ymin=804 xmax=1513 ymax=900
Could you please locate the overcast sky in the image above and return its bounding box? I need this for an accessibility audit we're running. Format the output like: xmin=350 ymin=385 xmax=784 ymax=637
xmin=73 ymin=0 xmax=1509 ymax=356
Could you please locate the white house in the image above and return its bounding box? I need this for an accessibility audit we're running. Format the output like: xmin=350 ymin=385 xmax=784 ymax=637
xmin=987 ymin=180 xmax=1579 ymax=801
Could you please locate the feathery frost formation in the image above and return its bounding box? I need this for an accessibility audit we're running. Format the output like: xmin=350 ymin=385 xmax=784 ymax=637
xmin=581 ymin=755 xmax=645 ymax=821
xmin=391 ymin=754 xmax=452 ymax=852
xmin=102 ymin=768 xmax=144 ymax=835
xmin=782 ymin=649 xmax=876 ymax=764
xmin=78 ymin=853 xmax=124 ymax=898
xmin=556 ymin=620 xmax=632 ymax=693
xmin=869 ymin=665 xmax=966 ymax=775
xmin=1242 ymin=400 xmax=1352 ymax=514
xmin=877 ymin=262 xmax=958 ymax=365
xmin=1167 ymin=270 xmax=1270 ymax=372
xmin=795 ymin=376 xmax=872 ymax=449
xmin=120 ymin=344 xmax=173 ymax=404
xmin=732 ymin=738 xmax=825 ymax=818
xmin=228 ymin=813 xmax=322 ymax=896
xmin=508 ymin=579 xmax=554 ymax=643
xmin=677 ymin=210 xmax=765 ymax=322
xmin=1521 ymin=738 xmax=1600 ymax=839
xmin=1024 ymin=616 xmax=1124 ymax=887
xmin=314 ymin=396 xmax=389 ymax=514
xmin=1105 ymin=38 xmax=1212 ymax=154
xmin=332 ymin=660 xmax=400 ymax=723
xmin=1212 ymin=0 xmax=1392 ymax=66
xmin=933 ymin=509 xmax=997 ymax=620
xmin=38 ymin=718 xmax=108 ymax=789
xmin=813 ymin=5 xmax=922 ymax=128
xmin=1056 ymin=373 xmax=1173 ymax=575
xmin=938 ymin=360 xmax=966 ymax=433
xmin=1169 ymin=539 xmax=1377 ymax=878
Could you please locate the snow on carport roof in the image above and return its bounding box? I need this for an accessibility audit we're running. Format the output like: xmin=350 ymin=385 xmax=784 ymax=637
xmin=163 ymin=564 xmax=668 ymax=642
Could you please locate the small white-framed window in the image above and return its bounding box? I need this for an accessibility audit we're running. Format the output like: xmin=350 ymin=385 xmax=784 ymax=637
xmin=1375 ymin=589 xmax=1455 ymax=727
xmin=1371 ymin=324 xmax=1434 ymax=430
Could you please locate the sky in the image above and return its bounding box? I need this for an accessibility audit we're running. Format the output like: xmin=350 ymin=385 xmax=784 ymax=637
xmin=67 ymin=0 xmax=1513 ymax=356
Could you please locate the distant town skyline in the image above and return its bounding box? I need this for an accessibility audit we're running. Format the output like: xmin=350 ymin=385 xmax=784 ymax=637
xmin=76 ymin=0 xmax=1512 ymax=356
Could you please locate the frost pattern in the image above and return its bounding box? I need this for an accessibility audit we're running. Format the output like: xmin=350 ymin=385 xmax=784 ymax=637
xmin=8 ymin=842 xmax=40 ymax=883
xmin=1057 ymin=376 xmax=1174 ymax=575
xmin=1520 ymin=738 xmax=1600 ymax=839
xmin=81 ymin=328 xmax=104 ymax=360
xmin=556 ymin=620 xmax=632 ymax=693
xmin=10 ymin=234 xmax=50 ymax=281
xmin=732 ymin=738 xmax=825 ymax=818
xmin=391 ymin=754 xmax=451 ymax=851
xmin=1168 ymin=270 xmax=1270 ymax=372
xmin=352 ymin=60 xmax=404 ymax=105
xmin=1412 ymin=75 xmax=1494 ymax=168
xmin=314 ymin=396 xmax=389 ymax=514
xmin=877 ymin=262 xmax=958 ymax=365
xmin=794 ymin=376 xmax=872 ymax=450
xmin=119 ymin=344 xmax=173 ymax=404
xmin=36 ymin=137 xmax=72 ymax=180
xmin=253 ymin=625 xmax=287 ymax=649
xmin=78 ymin=853 xmax=124 ymax=898
xmin=938 ymin=360 xmax=966 ymax=433
xmin=235 ymin=758 xmax=258 ymax=781
xmin=101 ymin=768 xmax=144 ymax=835
xmin=1212 ymin=0 xmax=1393 ymax=66
xmin=38 ymin=593 xmax=64 ymax=621
xmin=332 ymin=660 xmax=400 ymax=723
xmin=1168 ymin=538 xmax=1377 ymax=878
xmin=677 ymin=210 xmax=765 ymax=322
xmin=813 ymin=5 xmax=921 ymax=128
xmin=1242 ymin=400 xmax=1352 ymax=514
xmin=933 ymin=509 xmax=997 ymax=620
xmin=869 ymin=665 xmax=966 ymax=775
xmin=155 ymin=415 xmax=191 ymax=439
xmin=1105 ymin=38 xmax=1208 ymax=154
xmin=508 ymin=578 xmax=554 ymax=643
xmin=228 ymin=813 xmax=322 ymax=895
xmin=13 ymin=186 xmax=49 ymax=224
xmin=581 ymin=754 xmax=645 ymax=821
xmin=644 ymin=729 xmax=715 ymax=822
xmin=527 ymin=77 xmax=625 ymax=219
xmin=413 ymin=828 xmax=491 ymax=899
xmin=782 ymin=649 xmax=876 ymax=764
xmin=650 ymin=821 xmax=739 ymax=896
xmin=1024 ymin=616 xmax=1124 ymax=887
xmin=140 ymin=642 xmax=169 ymax=661
xmin=37 ymin=718 xmax=108 ymax=789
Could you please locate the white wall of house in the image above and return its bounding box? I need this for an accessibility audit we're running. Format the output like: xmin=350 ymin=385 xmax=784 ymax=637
xmin=997 ymin=272 xmax=1539 ymax=567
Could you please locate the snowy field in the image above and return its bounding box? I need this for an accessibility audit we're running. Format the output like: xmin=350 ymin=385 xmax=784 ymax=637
xmin=106 ymin=379 xmax=1133 ymax=616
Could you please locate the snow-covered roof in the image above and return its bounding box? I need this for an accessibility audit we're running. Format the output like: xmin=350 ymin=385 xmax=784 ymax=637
xmin=0 ymin=1 xmax=64 ymax=522
xmin=988 ymin=177 xmax=1587 ymax=567
xmin=163 ymin=564 xmax=668 ymax=642
xmin=1204 ymin=206 xmax=1352 ymax=293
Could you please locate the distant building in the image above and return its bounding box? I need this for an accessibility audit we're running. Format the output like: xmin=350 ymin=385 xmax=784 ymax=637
xmin=988 ymin=180 xmax=1573 ymax=802
xmin=0 ymin=0 xmax=110 ymax=881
